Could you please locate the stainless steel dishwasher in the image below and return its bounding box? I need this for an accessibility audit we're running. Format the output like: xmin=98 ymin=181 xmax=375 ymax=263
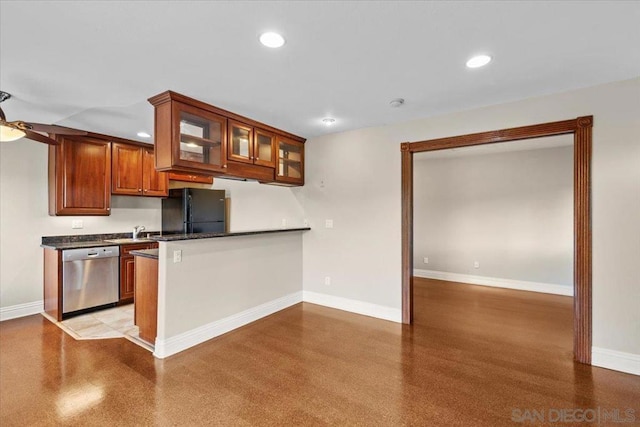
xmin=62 ymin=246 xmax=120 ymax=316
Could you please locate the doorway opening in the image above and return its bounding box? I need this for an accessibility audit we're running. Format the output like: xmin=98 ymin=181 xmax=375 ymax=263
xmin=400 ymin=116 xmax=593 ymax=364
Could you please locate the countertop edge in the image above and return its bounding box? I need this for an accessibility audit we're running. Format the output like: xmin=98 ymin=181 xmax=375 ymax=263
xmin=40 ymin=228 xmax=311 ymax=249
xmin=150 ymin=227 xmax=311 ymax=242
xmin=130 ymin=249 xmax=159 ymax=260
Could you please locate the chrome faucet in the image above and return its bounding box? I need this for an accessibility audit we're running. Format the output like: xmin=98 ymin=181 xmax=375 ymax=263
xmin=133 ymin=225 xmax=146 ymax=239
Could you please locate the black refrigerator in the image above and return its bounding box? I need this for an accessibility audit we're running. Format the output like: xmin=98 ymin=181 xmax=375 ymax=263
xmin=161 ymin=188 xmax=226 ymax=234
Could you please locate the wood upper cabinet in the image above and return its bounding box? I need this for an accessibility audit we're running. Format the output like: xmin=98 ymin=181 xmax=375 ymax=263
xmin=111 ymin=142 xmax=168 ymax=197
xmin=151 ymin=94 xmax=227 ymax=174
xmin=149 ymin=90 xmax=305 ymax=185
xmin=142 ymin=147 xmax=168 ymax=196
xmin=253 ymin=128 xmax=276 ymax=168
xmin=49 ymin=136 xmax=112 ymax=216
xmin=112 ymin=143 xmax=142 ymax=195
xmin=227 ymin=120 xmax=276 ymax=169
xmin=168 ymin=172 xmax=214 ymax=184
xmin=275 ymin=136 xmax=305 ymax=186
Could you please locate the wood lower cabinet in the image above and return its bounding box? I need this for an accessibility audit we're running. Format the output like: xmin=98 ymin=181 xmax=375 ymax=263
xmin=49 ymin=136 xmax=112 ymax=215
xmin=119 ymin=242 xmax=158 ymax=303
xmin=112 ymin=142 xmax=168 ymax=197
xmin=43 ymin=248 xmax=63 ymax=321
xmin=134 ymin=255 xmax=158 ymax=344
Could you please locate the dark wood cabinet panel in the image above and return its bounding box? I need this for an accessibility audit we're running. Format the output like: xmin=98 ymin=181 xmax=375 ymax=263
xmin=168 ymin=171 xmax=213 ymax=184
xmin=43 ymin=248 xmax=63 ymax=321
xmin=253 ymin=128 xmax=276 ymax=168
xmin=225 ymin=161 xmax=274 ymax=182
xmin=112 ymin=143 xmax=168 ymax=197
xmin=152 ymin=97 xmax=227 ymax=174
xmin=135 ymin=256 xmax=158 ymax=343
xmin=142 ymin=148 xmax=168 ymax=196
xmin=274 ymin=136 xmax=305 ymax=186
xmin=227 ymin=119 xmax=254 ymax=164
xmin=119 ymin=242 xmax=158 ymax=304
xmin=120 ymin=256 xmax=136 ymax=302
xmin=112 ymin=142 xmax=143 ymax=195
xmin=49 ymin=136 xmax=111 ymax=216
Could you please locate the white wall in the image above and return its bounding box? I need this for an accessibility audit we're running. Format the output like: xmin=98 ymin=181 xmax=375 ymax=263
xmin=413 ymin=145 xmax=573 ymax=288
xmin=0 ymin=142 xmax=304 ymax=310
xmin=212 ymin=178 xmax=305 ymax=232
xmin=301 ymin=77 xmax=640 ymax=357
xmin=158 ymin=232 xmax=302 ymax=340
xmin=0 ymin=141 xmax=162 ymax=308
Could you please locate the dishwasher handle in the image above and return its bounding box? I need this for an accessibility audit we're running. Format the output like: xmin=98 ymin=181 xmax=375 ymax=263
xmin=62 ymin=246 xmax=120 ymax=262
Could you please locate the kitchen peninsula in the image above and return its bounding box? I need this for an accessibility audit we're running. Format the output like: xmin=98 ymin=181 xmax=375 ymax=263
xmin=143 ymin=227 xmax=309 ymax=358
xmin=42 ymin=227 xmax=309 ymax=357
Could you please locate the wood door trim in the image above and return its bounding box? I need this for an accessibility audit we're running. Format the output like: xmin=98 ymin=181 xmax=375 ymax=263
xmin=400 ymin=116 xmax=593 ymax=364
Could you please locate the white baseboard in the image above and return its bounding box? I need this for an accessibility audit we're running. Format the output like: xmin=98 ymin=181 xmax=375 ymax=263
xmin=154 ymin=291 xmax=303 ymax=359
xmin=414 ymin=269 xmax=573 ymax=296
xmin=592 ymin=347 xmax=640 ymax=376
xmin=303 ymin=291 xmax=402 ymax=323
xmin=0 ymin=300 xmax=43 ymax=322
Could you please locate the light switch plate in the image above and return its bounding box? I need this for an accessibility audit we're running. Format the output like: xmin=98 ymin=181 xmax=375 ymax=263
xmin=173 ymin=250 xmax=182 ymax=263
xmin=325 ymin=219 xmax=333 ymax=229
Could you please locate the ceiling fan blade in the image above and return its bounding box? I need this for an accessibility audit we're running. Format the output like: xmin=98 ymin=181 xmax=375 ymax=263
xmin=24 ymin=129 xmax=60 ymax=145
xmin=0 ymin=106 xmax=5 ymax=121
xmin=28 ymin=123 xmax=87 ymax=136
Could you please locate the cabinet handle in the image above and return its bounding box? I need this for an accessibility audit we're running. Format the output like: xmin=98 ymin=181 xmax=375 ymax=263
xmin=138 ymin=188 xmax=142 ymax=192
xmin=223 ymin=164 xmax=227 ymax=168
xmin=144 ymin=189 xmax=148 ymax=192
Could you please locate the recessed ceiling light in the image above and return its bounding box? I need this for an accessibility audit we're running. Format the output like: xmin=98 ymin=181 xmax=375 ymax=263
xmin=137 ymin=131 xmax=151 ymax=138
xmin=466 ymin=54 xmax=492 ymax=68
xmin=259 ymin=32 xmax=285 ymax=48
xmin=322 ymin=118 xmax=336 ymax=126
xmin=389 ymin=98 xmax=405 ymax=108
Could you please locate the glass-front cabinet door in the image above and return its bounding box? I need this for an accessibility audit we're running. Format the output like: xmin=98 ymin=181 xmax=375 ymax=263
xmin=275 ymin=137 xmax=304 ymax=185
xmin=175 ymin=102 xmax=226 ymax=172
xmin=253 ymin=128 xmax=275 ymax=168
xmin=227 ymin=120 xmax=253 ymax=164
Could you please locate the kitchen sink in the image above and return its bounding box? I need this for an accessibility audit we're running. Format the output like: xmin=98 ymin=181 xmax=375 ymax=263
xmin=103 ymin=238 xmax=154 ymax=244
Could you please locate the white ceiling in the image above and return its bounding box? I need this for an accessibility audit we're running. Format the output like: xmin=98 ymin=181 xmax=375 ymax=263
xmin=1 ymin=1 xmax=639 ymax=143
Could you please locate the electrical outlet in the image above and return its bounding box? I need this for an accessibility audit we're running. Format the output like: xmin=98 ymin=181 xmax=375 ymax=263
xmin=325 ymin=219 xmax=333 ymax=229
xmin=71 ymin=220 xmax=83 ymax=229
xmin=324 ymin=276 xmax=331 ymax=286
xmin=423 ymin=257 xmax=429 ymax=264
xmin=281 ymin=218 xmax=287 ymax=228
xmin=173 ymin=250 xmax=182 ymax=263
xmin=474 ymin=261 xmax=480 ymax=269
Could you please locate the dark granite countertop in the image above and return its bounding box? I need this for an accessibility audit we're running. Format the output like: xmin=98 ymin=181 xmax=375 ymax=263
xmin=130 ymin=249 xmax=159 ymax=260
xmin=41 ymin=228 xmax=309 ymax=249
xmin=41 ymin=231 xmax=159 ymax=250
xmin=150 ymin=227 xmax=311 ymax=242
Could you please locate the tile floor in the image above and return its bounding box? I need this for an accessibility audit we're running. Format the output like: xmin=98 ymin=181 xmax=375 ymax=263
xmin=54 ymin=305 xmax=153 ymax=352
